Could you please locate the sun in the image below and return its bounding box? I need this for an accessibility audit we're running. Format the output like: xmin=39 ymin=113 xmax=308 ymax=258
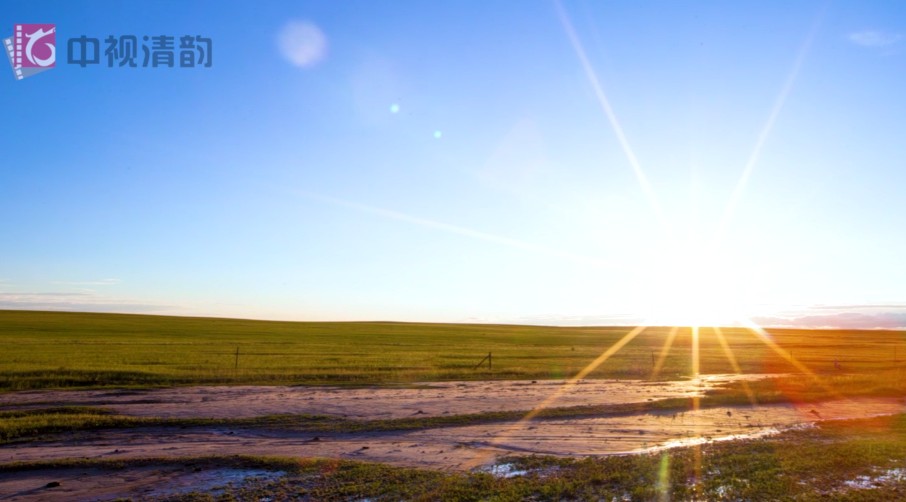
xmin=636 ymin=243 xmax=754 ymax=327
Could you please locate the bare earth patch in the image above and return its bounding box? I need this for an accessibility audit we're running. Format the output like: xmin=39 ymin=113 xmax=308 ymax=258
xmin=2 ymin=375 xmax=904 ymax=500
xmin=0 ymin=466 xmax=284 ymax=502
xmin=2 ymin=397 xmax=902 ymax=470
xmin=0 ymin=375 xmax=759 ymax=420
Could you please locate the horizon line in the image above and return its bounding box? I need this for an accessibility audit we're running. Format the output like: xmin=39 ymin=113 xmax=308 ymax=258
xmin=1 ymin=308 xmax=904 ymax=332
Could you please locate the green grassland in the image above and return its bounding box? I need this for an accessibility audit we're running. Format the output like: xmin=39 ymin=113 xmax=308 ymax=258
xmin=2 ymin=309 xmax=905 ymax=391
xmin=4 ymin=310 xmax=906 ymax=500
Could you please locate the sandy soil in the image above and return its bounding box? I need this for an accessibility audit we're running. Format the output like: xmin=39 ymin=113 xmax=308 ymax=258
xmin=2 ymin=397 xmax=903 ymax=471
xmin=0 ymin=466 xmax=283 ymax=502
xmin=2 ymin=376 xmax=904 ymax=501
xmin=0 ymin=374 xmax=766 ymax=420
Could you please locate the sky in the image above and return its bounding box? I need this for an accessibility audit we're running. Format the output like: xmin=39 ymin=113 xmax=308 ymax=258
xmin=1 ymin=1 xmax=905 ymax=328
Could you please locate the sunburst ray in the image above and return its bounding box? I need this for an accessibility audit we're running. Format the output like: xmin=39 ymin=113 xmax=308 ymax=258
xmin=739 ymin=318 xmax=845 ymax=400
xmin=554 ymin=0 xmax=668 ymax=233
xmin=651 ymin=326 xmax=680 ymax=379
xmin=713 ymin=327 xmax=758 ymax=406
xmin=713 ymin=11 xmax=823 ymax=240
xmin=463 ymin=325 xmax=649 ymax=469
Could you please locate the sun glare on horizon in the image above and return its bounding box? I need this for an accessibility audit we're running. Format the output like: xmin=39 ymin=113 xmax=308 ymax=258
xmin=631 ymin=239 xmax=760 ymax=328
xmin=465 ymin=3 xmax=843 ymax=468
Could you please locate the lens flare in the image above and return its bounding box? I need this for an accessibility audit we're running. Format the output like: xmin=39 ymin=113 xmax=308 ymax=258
xmin=657 ymin=453 xmax=671 ymax=501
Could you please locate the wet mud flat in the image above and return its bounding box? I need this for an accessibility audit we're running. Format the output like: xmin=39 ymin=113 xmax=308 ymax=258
xmin=0 ymin=374 xmax=767 ymax=420
xmin=2 ymin=396 xmax=903 ymax=470
xmin=0 ymin=465 xmax=283 ymax=502
xmin=2 ymin=375 xmax=905 ymax=500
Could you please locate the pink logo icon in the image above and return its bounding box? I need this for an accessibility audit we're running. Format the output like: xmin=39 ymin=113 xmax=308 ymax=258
xmin=4 ymin=23 xmax=56 ymax=80
xmin=17 ymin=24 xmax=56 ymax=67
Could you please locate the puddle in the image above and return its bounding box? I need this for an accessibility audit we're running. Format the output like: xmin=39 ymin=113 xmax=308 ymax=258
xmin=638 ymin=423 xmax=816 ymax=454
xmin=416 ymin=397 xmax=906 ymax=462
xmin=143 ymin=468 xmax=285 ymax=498
xmin=842 ymin=467 xmax=906 ymax=490
xmin=0 ymin=467 xmax=286 ymax=502
xmin=479 ymin=462 xmax=530 ymax=478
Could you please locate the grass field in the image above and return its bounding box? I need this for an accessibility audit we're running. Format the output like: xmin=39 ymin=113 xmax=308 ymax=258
xmin=2 ymin=309 xmax=906 ymax=391
xmin=4 ymin=310 xmax=906 ymax=500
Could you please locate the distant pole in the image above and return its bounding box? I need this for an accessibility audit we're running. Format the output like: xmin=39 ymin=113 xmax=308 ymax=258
xmin=473 ymin=352 xmax=492 ymax=370
xmin=235 ymin=347 xmax=240 ymax=370
xmin=489 ymin=351 xmax=492 ymax=370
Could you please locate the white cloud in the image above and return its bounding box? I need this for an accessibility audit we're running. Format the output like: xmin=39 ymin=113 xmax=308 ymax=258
xmin=752 ymin=304 xmax=906 ymax=330
xmin=277 ymin=20 xmax=328 ymax=68
xmin=51 ymin=278 xmax=121 ymax=287
xmin=848 ymin=30 xmax=902 ymax=48
xmin=0 ymin=291 xmax=174 ymax=314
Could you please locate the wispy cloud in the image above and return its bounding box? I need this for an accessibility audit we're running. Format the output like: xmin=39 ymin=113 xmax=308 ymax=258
xmin=807 ymin=303 xmax=906 ymax=310
xmin=848 ymin=30 xmax=902 ymax=48
xmin=753 ymin=304 xmax=906 ymax=330
xmin=488 ymin=305 xmax=906 ymax=329
xmin=753 ymin=312 xmax=906 ymax=330
xmin=0 ymin=291 xmax=173 ymax=314
xmin=51 ymin=278 xmax=121 ymax=287
xmin=473 ymin=313 xmax=643 ymax=327
xmin=288 ymin=189 xmax=616 ymax=270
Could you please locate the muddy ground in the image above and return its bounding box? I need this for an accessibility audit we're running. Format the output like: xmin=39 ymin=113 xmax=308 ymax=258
xmin=2 ymin=375 xmax=904 ymax=501
xmin=0 ymin=375 xmax=758 ymax=420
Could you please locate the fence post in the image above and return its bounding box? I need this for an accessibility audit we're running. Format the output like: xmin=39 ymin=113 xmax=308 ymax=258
xmin=473 ymin=352 xmax=493 ymax=370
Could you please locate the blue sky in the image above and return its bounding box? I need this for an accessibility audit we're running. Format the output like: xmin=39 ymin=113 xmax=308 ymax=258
xmin=2 ymin=1 xmax=905 ymax=328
